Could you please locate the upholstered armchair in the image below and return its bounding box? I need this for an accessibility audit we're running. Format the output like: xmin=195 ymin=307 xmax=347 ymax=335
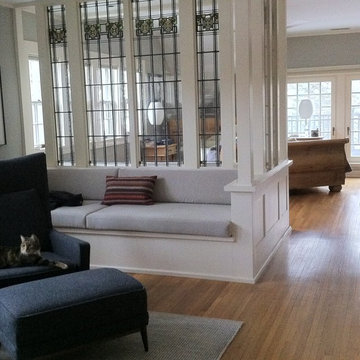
xmin=0 ymin=153 xmax=90 ymax=288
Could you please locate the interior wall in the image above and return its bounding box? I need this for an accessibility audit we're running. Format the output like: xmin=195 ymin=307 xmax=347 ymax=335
xmin=0 ymin=6 xmax=23 ymax=160
xmin=22 ymin=10 xmax=37 ymax=42
xmin=287 ymin=33 xmax=360 ymax=69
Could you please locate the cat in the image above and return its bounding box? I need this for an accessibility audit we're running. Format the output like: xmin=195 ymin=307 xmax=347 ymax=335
xmin=0 ymin=234 xmax=68 ymax=270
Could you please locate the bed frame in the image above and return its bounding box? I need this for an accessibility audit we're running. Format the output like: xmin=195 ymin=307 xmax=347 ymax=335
xmin=288 ymin=138 xmax=351 ymax=192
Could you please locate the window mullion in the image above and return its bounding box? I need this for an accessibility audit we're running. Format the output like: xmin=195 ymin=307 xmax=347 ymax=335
xmin=218 ymin=0 xmax=235 ymax=168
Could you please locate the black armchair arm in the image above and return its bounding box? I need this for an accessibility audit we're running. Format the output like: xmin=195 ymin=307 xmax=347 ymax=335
xmin=49 ymin=230 xmax=90 ymax=271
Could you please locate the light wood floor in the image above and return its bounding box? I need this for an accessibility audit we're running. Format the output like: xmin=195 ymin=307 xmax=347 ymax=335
xmin=134 ymin=178 xmax=360 ymax=359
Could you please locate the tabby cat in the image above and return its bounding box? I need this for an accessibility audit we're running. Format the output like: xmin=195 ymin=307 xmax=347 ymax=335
xmin=0 ymin=234 xmax=68 ymax=269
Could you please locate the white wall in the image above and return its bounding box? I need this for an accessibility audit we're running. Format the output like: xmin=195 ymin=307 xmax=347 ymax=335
xmin=0 ymin=6 xmax=24 ymax=160
xmin=288 ymin=33 xmax=360 ymax=69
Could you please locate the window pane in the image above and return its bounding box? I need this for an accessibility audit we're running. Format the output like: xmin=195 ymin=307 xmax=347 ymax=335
xmin=48 ymin=4 xmax=75 ymax=165
xmin=133 ymin=0 xmax=183 ymax=166
xmin=197 ymin=0 xmax=221 ymax=167
xmin=287 ymin=80 xmax=332 ymax=140
xmin=81 ymin=0 xmax=129 ymax=166
xmin=350 ymin=80 xmax=360 ymax=157
xmin=309 ymin=82 xmax=320 ymax=94
xmin=29 ymin=58 xmax=45 ymax=149
xmin=298 ymin=83 xmax=309 ymax=94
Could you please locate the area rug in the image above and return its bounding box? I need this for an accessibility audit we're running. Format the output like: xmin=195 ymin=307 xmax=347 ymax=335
xmin=0 ymin=312 xmax=243 ymax=360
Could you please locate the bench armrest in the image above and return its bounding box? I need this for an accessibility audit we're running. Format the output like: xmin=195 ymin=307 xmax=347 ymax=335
xmin=49 ymin=229 xmax=90 ymax=270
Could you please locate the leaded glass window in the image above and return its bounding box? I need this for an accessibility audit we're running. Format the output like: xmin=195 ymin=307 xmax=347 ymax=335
xmin=133 ymin=0 xmax=183 ymax=166
xmin=196 ymin=0 xmax=221 ymax=167
xmin=81 ymin=0 xmax=129 ymax=166
xmin=48 ymin=5 xmax=75 ymax=165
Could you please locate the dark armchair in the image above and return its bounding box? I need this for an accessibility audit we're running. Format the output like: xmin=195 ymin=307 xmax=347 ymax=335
xmin=0 ymin=153 xmax=90 ymax=288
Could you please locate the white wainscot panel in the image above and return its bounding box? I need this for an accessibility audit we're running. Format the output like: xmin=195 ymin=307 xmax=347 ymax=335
xmin=264 ymin=181 xmax=280 ymax=234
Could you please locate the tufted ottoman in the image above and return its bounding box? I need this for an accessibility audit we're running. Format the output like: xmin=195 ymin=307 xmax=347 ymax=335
xmin=0 ymin=268 xmax=148 ymax=360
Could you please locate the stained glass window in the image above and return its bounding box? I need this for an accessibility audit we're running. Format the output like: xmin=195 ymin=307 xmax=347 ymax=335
xmin=48 ymin=4 xmax=75 ymax=165
xmin=81 ymin=0 xmax=129 ymax=166
xmin=196 ymin=0 xmax=221 ymax=167
xmin=133 ymin=0 xmax=183 ymax=165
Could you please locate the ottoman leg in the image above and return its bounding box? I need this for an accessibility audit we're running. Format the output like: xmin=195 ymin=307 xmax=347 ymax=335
xmin=141 ymin=326 xmax=149 ymax=352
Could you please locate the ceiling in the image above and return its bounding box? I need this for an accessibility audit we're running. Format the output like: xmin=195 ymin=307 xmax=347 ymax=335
xmin=287 ymin=0 xmax=360 ymax=36
xmin=1 ymin=0 xmax=360 ymax=37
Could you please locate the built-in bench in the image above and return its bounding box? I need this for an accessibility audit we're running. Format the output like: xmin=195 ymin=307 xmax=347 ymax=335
xmin=47 ymin=167 xmax=239 ymax=281
xmin=48 ymin=167 xmax=237 ymax=239
xmin=47 ymin=164 xmax=291 ymax=284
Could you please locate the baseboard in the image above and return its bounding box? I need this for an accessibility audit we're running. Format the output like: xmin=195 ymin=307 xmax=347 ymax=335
xmin=90 ymin=264 xmax=257 ymax=284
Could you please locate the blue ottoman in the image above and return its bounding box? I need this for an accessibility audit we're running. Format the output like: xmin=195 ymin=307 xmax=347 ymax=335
xmin=0 ymin=268 xmax=148 ymax=360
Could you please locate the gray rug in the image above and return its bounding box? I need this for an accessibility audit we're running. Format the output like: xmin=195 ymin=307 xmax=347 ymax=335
xmin=0 ymin=312 xmax=242 ymax=360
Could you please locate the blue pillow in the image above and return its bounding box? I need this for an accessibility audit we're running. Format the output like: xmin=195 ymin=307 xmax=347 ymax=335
xmin=0 ymin=189 xmax=50 ymax=249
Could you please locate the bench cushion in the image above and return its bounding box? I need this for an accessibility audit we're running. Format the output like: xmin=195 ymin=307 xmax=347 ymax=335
xmin=86 ymin=202 xmax=232 ymax=237
xmin=47 ymin=167 xmax=118 ymax=200
xmin=0 ymin=268 xmax=148 ymax=359
xmin=118 ymin=167 xmax=237 ymax=205
xmin=51 ymin=201 xmax=107 ymax=228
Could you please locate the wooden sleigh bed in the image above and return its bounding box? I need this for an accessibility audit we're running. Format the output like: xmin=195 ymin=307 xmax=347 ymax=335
xmin=288 ymin=138 xmax=352 ymax=192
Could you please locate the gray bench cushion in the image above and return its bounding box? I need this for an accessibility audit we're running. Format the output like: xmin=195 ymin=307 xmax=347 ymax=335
xmin=86 ymin=203 xmax=232 ymax=237
xmin=48 ymin=167 xmax=236 ymax=237
xmin=51 ymin=201 xmax=107 ymax=228
xmin=118 ymin=167 xmax=237 ymax=205
xmin=48 ymin=167 xmax=118 ymax=200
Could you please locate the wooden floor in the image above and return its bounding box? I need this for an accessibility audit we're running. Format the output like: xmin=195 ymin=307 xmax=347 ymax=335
xmin=134 ymin=178 xmax=360 ymax=359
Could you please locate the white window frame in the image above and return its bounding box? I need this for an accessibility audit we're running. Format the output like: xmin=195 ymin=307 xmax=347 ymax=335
xmin=29 ymin=57 xmax=45 ymax=150
xmin=345 ymin=73 xmax=360 ymax=164
xmin=15 ymin=7 xmax=44 ymax=154
xmin=287 ymin=74 xmax=336 ymax=140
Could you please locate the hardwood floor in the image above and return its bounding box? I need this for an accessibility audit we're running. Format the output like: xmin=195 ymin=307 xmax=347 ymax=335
xmin=134 ymin=179 xmax=360 ymax=359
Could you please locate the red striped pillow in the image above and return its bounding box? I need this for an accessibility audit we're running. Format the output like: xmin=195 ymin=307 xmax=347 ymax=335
xmin=102 ymin=176 xmax=157 ymax=205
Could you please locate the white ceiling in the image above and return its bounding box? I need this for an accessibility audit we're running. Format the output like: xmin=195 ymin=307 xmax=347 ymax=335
xmin=1 ymin=0 xmax=360 ymax=37
xmin=287 ymin=0 xmax=360 ymax=36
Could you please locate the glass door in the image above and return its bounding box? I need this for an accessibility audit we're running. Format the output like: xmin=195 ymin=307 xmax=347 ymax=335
xmin=348 ymin=78 xmax=360 ymax=162
xmin=287 ymin=76 xmax=334 ymax=140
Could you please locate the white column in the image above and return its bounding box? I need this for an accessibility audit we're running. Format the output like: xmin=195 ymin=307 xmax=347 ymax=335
xmin=218 ymin=0 xmax=236 ymax=168
xmin=123 ymin=0 xmax=140 ymax=167
xmin=234 ymin=0 xmax=253 ymax=184
xmin=225 ymin=0 xmax=291 ymax=283
xmin=250 ymin=0 xmax=266 ymax=176
xmin=15 ymin=8 xmax=33 ymax=155
xmin=276 ymin=0 xmax=288 ymax=163
xmin=179 ymin=0 xmax=199 ymax=168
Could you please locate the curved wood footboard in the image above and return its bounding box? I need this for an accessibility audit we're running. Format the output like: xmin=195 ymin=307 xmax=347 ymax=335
xmin=288 ymin=138 xmax=351 ymax=191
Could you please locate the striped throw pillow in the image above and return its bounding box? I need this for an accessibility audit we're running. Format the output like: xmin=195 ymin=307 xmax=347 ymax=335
xmin=102 ymin=176 xmax=157 ymax=205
